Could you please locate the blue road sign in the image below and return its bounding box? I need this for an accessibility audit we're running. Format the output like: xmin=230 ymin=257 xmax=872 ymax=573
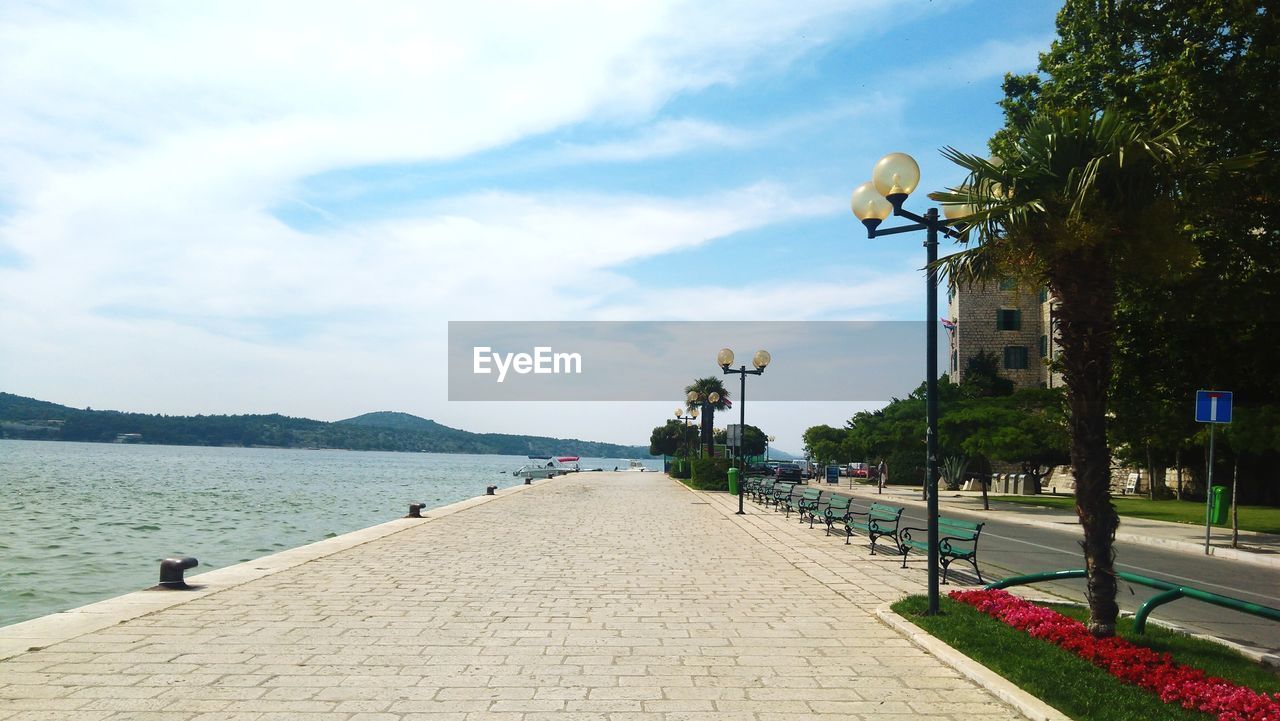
xmin=1195 ymin=390 xmax=1233 ymax=424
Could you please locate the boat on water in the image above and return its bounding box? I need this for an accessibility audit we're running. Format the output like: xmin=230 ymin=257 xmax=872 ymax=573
xmin=621 ymin=459 xmax=651 ymax=472
xmin=512 ymin=455 xmax=580 ymax=480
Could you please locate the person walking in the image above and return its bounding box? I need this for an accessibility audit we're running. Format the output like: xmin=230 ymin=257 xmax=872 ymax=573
xmin=877 ymin=459 xmax=887 ymax=493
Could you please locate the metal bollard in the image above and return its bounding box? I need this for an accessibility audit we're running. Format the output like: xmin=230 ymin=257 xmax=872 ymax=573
xmin=158 ymin=557 xmax=198 ymax=589
xmin=524 ymin=477 xmax=532 ymax=485
xmin=407 ymin=503 xmax=424 ymax=518
xmin=486 ymin=485 xmax=497 ymax=495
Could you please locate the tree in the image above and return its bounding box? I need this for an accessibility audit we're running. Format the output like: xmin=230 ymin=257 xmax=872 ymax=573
xmin=996 ymin=0 xmax=1280 ymax=503
xmin=739 ymin=424 xmax=767 ymax=458
xmin=802 ymin=425 xmax=845 ymax=461
xmin=933 ymin=109 xmax=1226 ymax=637
xmin=963 ymin=350 xmax=1014 ymax=398
xmin=685 ymin=377 xmax=730 ymax=457
xmin=649 ymin=420 xmax=684 ymax=457
xmin=847 ymin=377 xmax=969 ymax=485
xmin=942 ymin=388 xmax=1070 ymax=488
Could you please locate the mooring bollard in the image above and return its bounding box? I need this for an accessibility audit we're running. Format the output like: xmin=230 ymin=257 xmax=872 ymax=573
xmin=486 ymin=485 xmax=497 ymax=495
xmin=158 ymin=557 xmax=199 ymax=589
xmin=524 ymin=477 xmax=532 ymax=485
xmin=407 ymin=503 xmax=424 ymax=518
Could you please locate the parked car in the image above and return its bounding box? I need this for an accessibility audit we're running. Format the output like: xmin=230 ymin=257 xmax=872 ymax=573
xmin=774 ymin=463 xmax=802 ymax=483
xmin=848 ymin=462 xmax=870 ymax=479
xmin=746 ymin=463 xmax=774 ymax=476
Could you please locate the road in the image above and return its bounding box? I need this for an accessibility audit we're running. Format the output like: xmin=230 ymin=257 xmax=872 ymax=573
xmin=887 ymin=500 xmax=1280 ymax=656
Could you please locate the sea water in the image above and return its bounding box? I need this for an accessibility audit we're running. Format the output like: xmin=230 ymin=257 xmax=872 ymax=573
xmin=0 ymin=440 xmax=658 ymax=628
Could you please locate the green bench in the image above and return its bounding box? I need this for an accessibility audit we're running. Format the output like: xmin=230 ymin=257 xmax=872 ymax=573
xmin=817 ymin=494 xmax=852 ymax=534
xmin=786 ymin=487 xmax=822 ymax=520
xmin=753 ymin=478 xmax=776 ymax=504
xmin=768 ymin=481 xmax=801 ymax=510
xmin=899 ymin=516 xmax=985 ymax=584
xmin=844 ymin=502 xmax=904 ymax=553
xmin=743 ymin=476 xmax=760 ymax=498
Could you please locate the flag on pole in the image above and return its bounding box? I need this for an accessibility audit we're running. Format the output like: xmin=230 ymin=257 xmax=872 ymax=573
xmin=940 ymin=318 xmax=957 ymax=331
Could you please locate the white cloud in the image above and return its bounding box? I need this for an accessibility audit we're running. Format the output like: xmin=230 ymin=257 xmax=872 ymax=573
xmin=558 ymin=118 xmax=754 ymax=162
xmin=0 ymin=0 xmax=952 ymax=443
xmin=891 ymin=35 xmax=1052 ymax=90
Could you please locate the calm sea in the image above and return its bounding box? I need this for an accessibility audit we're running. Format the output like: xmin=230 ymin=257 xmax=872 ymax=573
xmin=0 ymin=440 xmax=659 ymax=628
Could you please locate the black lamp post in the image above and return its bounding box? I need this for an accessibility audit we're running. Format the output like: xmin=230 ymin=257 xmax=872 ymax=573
xmin=674 ymin=407 xmax=698 ymax=458
xmin=719 ymin=347 xmax=770 ymax=515
xmin=850 ymin=152 xmax=965 ymax=616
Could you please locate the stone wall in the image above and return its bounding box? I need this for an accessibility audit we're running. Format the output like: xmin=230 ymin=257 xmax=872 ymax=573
xmin=949 ymin=279 xmax=1054 ymax=389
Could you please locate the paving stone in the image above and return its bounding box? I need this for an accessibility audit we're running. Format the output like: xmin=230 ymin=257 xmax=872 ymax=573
xmin=0 ymin=473 xmax=1022 ymax=720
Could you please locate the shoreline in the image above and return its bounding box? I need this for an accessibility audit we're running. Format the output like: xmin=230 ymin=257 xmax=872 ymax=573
xmin=0 ymin=475 xmax=557 ymax=661
xmin=0 ymin=436 xmax=658 ymax=459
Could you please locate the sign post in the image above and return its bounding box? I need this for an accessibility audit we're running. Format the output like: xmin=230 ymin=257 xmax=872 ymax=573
xmin=1194 ymin=390 xmax=1233 ymax=554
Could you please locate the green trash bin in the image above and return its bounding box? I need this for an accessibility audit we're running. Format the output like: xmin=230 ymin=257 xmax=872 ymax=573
xmin=1210 ymin=485 xmax=1229 ymax=524
xmin=727 ymin=467 xmax=740 ymax=496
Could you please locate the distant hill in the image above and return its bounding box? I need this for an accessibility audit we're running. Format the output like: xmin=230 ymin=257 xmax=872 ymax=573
xmin=0 ymin=392 xmax=652 ymax=458
xmin=340 ymin=411 xmax=454 ymax=433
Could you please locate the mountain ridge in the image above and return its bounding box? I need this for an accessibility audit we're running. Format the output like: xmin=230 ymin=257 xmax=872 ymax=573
xmin=0 ymin=392 xmax=651 ymax=457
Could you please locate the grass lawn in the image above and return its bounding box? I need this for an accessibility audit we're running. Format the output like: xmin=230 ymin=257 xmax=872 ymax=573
xmin=893 ymin=595 xmax=1280 ymax=721
xmin=996 ymin=495 xmax=1280 ymax=535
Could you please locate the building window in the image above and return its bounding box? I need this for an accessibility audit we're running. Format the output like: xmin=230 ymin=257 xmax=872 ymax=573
xmin=999 ymin=278 xmax=1017 ymax=291
xmin=1004 ymin=346 xmax=1029 ymax=370
xmin=1039 ymin=334 xmax=1048 ymax=357
xmin=1038 ymin=287 xmax=1049 ymax=304
xmin=951 ymin=350 xmax=958 ymax=372
xmin=997 ymin=308 xmax=1021 ymax=331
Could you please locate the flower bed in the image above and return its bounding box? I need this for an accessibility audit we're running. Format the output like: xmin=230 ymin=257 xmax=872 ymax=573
xmin=950 ymin=589 xmax=1280 ymax=721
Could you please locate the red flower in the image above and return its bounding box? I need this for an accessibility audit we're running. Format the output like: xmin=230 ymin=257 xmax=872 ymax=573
xmin=948 ymin=589 xmax=1280 ymax=721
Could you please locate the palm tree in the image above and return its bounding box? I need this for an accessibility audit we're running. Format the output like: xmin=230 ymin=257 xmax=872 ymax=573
xmin=685 ymin=377 xmax=730 ymax=458
xmin=931 ymin=109 xmax=1238 ymax=637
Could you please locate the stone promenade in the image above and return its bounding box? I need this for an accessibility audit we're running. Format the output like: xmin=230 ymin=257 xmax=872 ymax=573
xmin=0 ymin=472 xmax=1022 ymax=721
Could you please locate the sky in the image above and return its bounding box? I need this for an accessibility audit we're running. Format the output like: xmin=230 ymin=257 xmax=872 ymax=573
xmin=0 ymin=0 xmax=1060 ymax=454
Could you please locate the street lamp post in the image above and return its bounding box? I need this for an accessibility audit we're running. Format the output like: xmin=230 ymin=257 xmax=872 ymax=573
xmin=674 ymin=407 xmax=698 ymax=458
xmin=850 ymin=152 xmax=965 ymax=616
xmin=766 ymin=435 xmax=775 ymax=462
xmin=718 ymin=347 xmax=771 ymax=515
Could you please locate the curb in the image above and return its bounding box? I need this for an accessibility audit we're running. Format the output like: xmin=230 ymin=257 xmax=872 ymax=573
xmin=0 ymin=474 xmax=555 ymax=661
xmin=876 ymin=605 xmax=1071 ymax=721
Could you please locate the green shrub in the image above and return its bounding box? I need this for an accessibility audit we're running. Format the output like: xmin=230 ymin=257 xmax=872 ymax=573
xmin=688 ymin=457 xmax=731 ymax=491
xmin=670 ymin=458 xmax=692 ymax=479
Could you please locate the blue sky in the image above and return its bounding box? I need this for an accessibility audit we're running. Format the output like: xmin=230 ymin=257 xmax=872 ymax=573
xmin=0 ymin=1 xmax=1060 ymax=452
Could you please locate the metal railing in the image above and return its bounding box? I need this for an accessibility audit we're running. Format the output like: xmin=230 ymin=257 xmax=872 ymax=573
xmin=987 ymin=569 xmax=1280 ymax=634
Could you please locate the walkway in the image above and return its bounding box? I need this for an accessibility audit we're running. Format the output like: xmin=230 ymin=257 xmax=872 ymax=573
xmin=0 ymin=472 xmax=1022 ymax=720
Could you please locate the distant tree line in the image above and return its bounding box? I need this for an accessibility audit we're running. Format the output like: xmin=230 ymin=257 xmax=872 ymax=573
xmin=0 ymin=393 xmax=650 ymax=458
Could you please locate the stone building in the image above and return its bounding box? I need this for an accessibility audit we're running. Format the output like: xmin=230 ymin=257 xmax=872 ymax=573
xmin=947 ymin=278 xmax=1062 ymax=390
